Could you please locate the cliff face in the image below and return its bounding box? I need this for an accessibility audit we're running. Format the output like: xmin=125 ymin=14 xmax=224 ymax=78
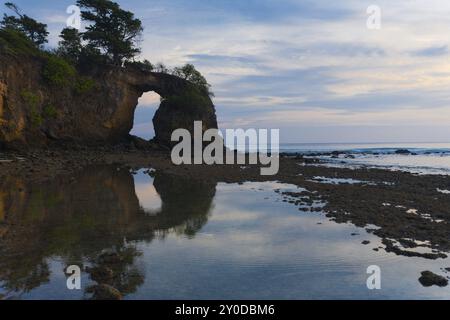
xmin=0 ymin=52 xmax=218 ymax=149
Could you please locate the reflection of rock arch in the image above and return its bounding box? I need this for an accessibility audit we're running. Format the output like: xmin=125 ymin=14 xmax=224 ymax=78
xmin=0 ymin=166 xmax=216 ymax=298
xmin=151 ymin=172 xmax=216 ymax=236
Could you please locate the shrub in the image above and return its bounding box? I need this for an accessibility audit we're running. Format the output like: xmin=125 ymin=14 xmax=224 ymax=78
xmin=20 ymin=90 xmax=46 ymax=127
xmin=74 ymin=76 xmax=96 ymax=94
xmin=42 ymin=55 xmax=76 ymax=87
xmin=154 ymin=62 xmax=169 ymax=73
xmin=0 ymin=28 xmax=39 ymax=56
xmin=30 ymin=106 xmax=43 ymax=127
xmin=1 ymin=2 xmax=49 ymax=48
xmin=141 ymin=59 xmax=154 ymax=71
xmin=164 ymin=87 xmax=210 ymax=111
xmin=20 ymin=89 xmax=40 ymax=108
xmin=172 ymin=64 xmax=214 ymax=97
xmin=125 ymin=59 xmax=154 ymax=72
xmin=57 ymin=27 xmax=82 ymax=63
xmin=43 ymin=104 xmax=57 ymax=119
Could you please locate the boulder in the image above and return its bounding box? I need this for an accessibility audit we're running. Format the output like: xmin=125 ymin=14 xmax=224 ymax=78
xmin=418 ymin=271 xmax=448 ymax=287
xmin=395 ymin=149 xmax=412 ymax=155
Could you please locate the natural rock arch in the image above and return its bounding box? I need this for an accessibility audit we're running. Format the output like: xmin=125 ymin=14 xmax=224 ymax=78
xmin=121 ymin=69 xmax=218 ymax=147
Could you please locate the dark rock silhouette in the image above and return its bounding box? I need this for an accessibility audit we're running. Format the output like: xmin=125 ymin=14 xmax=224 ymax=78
xmin=395 ymin=149 xmax=412 ymax=155
xmin=0 ymin=52 xmax=217 ymax=149
xmin=418 ymin=271 xmax=448 ymax=287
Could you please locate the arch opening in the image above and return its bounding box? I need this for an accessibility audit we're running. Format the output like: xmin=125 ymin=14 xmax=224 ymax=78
xmin=130 ymin=91 xmax=161 ymax=140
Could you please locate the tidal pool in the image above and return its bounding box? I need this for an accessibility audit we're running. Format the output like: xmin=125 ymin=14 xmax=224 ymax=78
xmin=0 ymin=166 xmax=449 ymax=299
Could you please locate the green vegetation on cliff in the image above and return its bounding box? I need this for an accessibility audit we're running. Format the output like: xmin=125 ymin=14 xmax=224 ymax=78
xmin=0 ymin=28 xmax=39 ymax=56
xmin=163 ymin=87 xmax=212 ymax=113
xmin=57 ymin=27 xmax=83 ymax=63
xmin=1 ymin=1 xmax=213 ymax=96
xmin=0 ymin=1 xmax=215 ymax=139
xmin=42 ymin=55 xmax=77 ymax=87
xmin=43 ymin=104 xmax=58 ymax=119
xmin=74 ymin=77 xmax=97 ymax=95
xmin=20 ymin=89 xmax=43 ymax=127
xmin=20 ymin=90 xmax=58 ymax=126
xmin=77 ymin=0 xmax=143 ymax=66
xmin=1 ymin=2 xmax=48 ymax=48
xmin=20 ymin=90 xmax=40 ymax=109
xmin=173 ymin=64 xmax=214 ymax=97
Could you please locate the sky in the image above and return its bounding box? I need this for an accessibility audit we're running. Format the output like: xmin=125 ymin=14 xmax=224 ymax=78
xmin=3 ymin=0 xmax=450 ymax=143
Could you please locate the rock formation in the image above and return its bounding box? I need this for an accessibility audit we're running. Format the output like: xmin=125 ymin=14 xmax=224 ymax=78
xmin=0 ymin=48 xmax=217 ymax=149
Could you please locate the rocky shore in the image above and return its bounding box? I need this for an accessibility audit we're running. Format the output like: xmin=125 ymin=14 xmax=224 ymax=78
xmin=1 ymin=146 xmax=450 ymax=293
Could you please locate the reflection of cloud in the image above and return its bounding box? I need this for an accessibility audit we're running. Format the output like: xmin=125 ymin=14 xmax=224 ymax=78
xmin=134 ymin=173 xmax=162 ymax=214
xmin=97 ymin=179 xmax=450 ymax=299
xmin=209 ymin=210 xmax=260 ymax=222
xmin=155 ymin=181 xmax=377 ymax=263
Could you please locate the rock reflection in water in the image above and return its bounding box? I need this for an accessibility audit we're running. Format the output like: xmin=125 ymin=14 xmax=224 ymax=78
xmin=0 ymin=166 xmax=216 ymax=299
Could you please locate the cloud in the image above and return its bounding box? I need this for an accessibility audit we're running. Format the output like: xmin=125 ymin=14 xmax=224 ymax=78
xmin=12 ymin=0 xmax=450 ymax=142
xmin=412 ymin=45 xmax=448 ymax=57
xmin=187 ymin=54 xmax=263 ymax=65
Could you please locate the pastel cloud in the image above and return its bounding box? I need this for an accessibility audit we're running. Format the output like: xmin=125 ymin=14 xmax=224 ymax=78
xmin=4 ymin=0 xmax=450 ymax=142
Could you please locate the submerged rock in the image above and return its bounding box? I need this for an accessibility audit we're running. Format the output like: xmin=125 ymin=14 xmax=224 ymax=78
xmin=86 ymin=266 xmax=114 ymax=283
xmin=395 ymin=149 xmax=412 ymax=155
xmin=88 ymin=284 xmax=122 ymax=300
xmin=418 ymin=271 xmax=448 ymax=287
xmin=98 ymin=252 xmax=123 ymax=265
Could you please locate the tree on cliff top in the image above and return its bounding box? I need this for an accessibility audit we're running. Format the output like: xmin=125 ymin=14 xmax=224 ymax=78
xmin=57 ymin=28 xmax=83 ymax=62
xmin=77 ymin=0 xmax=143 ymax=65
xmin=0 ymin=2 xmax=49 ymax=47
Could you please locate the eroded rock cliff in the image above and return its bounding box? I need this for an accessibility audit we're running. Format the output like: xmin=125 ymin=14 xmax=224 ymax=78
xmin=0 ymin=48 xmax=217 ymax=149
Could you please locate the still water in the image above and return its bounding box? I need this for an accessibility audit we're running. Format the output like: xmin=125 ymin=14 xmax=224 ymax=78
xmin=0 ymin=166 xmax=449 ymax=299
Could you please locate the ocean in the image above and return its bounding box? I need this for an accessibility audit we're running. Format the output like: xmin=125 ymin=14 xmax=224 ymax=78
xmin=279 ymin=142 xmax=450 ymax=175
